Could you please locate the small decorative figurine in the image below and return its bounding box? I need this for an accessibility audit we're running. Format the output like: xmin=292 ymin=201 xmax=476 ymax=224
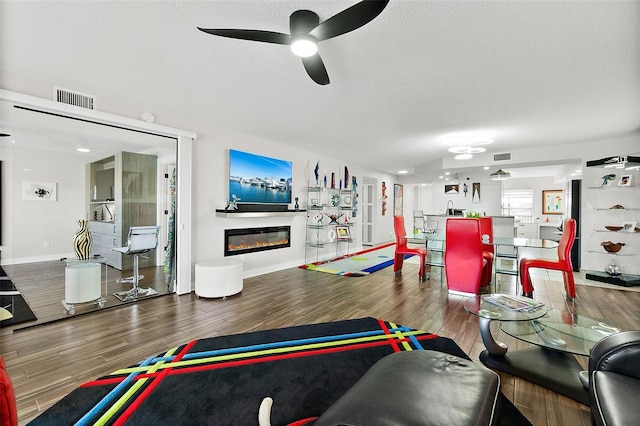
xmin=325 ymin=213 xmax=344 ymax=224
xmin=601 ymin=174 xmax=616 ymax=186
xmin=314 ymin=161 xmax=320 ymax=186
xmin=294 ymin=197 xmax=299 ymax=210
xmin=225 ymin=194 xmax=240 ymax=211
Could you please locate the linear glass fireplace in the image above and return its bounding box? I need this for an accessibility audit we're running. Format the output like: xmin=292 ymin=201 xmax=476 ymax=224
xmin=224 ymin=226 xmax=291 ymax=256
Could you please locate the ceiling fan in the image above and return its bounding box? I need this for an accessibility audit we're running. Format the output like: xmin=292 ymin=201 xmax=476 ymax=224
xmin=198 ymin=0 xmax=389 ymax=85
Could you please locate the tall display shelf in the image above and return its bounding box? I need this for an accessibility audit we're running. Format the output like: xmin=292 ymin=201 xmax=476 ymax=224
xmin=584 ymin=155 xmax=640 ymax=286
xmin=86 ymin=151 xmax=158 ymax=271
xmin=305 ymin=184 xmax=356 ymax=263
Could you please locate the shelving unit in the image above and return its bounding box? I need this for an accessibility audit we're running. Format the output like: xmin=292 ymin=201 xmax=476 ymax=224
xmin=584 ymin=155 xmax=640 ymax=286
xmin=86 ymin=151 xmax=158 ymax=270
xmin=305 ymin=185 xmax=356 ymax=263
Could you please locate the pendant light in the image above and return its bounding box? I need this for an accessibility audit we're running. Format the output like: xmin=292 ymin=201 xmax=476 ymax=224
xmin=489 ymin=169 xmax=511 ymax=180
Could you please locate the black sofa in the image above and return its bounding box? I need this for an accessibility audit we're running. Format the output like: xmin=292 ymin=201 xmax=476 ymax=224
xmin=589 ymin=330 xmax=640 ymax=426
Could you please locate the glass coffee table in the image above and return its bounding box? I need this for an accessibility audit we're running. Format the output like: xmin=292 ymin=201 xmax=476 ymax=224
xmin=464 ymin=295 xmax=621 ymax=406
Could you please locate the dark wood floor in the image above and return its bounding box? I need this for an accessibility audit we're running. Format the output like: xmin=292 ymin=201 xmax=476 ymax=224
xmin=2 ymin=260 xmax=640 ymax=425
xmin=2 ymin=260 xmax=170 ymax=327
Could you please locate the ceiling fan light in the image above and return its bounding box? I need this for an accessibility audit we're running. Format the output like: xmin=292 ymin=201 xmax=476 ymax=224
xmin=290 ymin=36 xmax=317 ymax=57
xmin=489 ymin=169 xmax=511 ymax=180
xmin=455 ymin=153 xmax=473 ymax=160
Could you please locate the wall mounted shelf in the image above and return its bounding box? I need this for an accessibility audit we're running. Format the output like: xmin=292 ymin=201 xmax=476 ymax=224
xmin=215 ymin=209 xmax=306 ymax=218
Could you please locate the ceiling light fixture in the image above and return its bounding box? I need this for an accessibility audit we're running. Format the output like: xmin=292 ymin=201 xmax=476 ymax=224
xmin=448 ymin=142 xmax=490 ymax=160
xmin=290 ymin=35 xmax=318 ymax=57
xmin=454 ymin=153 xmax=473 ymax=160
xmin=397 ymin=170 xmax=408 ymax=174
xmin=489 ymin=169 xmax=511 ymax=180
xmin=77 ymin=147 xmax=90 ymax=153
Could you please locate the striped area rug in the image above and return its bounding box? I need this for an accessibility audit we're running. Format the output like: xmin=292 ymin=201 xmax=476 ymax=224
xmin=300 ymin=243 xmax=409 ymax=276
xmin=28 ymin=317 xmax=530 ymax=425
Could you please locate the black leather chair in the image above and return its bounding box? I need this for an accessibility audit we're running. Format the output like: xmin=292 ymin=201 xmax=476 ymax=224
xmin=589 ymin=330 xmax=640 ymax=426
xmin=259 ymin=350 xmax=501 ymax=426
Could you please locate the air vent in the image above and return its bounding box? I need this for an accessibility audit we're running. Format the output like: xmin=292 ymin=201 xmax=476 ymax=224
xmin=493 ymin=153 xmax=511 ymax=162
xmin=54 ymin=87 xmax=96 ymax=110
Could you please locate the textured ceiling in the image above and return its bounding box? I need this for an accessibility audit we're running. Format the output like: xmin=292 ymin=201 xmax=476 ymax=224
xmin=1 ymin=1 xmax=638 ymax=181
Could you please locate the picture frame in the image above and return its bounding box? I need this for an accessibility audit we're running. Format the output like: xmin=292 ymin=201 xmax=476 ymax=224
xmin=23 ymin=181 xmax=57 ymax=201
xmin=472 ymin=182 xmax=481 ymax=203
xmin=542 ymin=189 xmax=563 ymax=215
xmin=393 ymin=183 xmax=403 ymax=216
xmin=336 ymin=225 xmax=351 ymax=240
xmin=618 ymin=174 xmax=632 ymax=187
xmin=444 ymin=184 xmax=459 ymax=194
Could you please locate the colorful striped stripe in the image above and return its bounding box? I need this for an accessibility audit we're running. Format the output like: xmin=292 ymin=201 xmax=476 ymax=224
xmin=75 ymin=319 xmax=437 ymax=424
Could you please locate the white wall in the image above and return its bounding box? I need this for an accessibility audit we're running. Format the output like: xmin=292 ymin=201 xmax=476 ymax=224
xmin=429 ymin=173 xmax=503 ymax=217
xmin=0 ymin=145 xmax=87 ymax=262
xmin=0 ymin=82 xmax=401 ymax=277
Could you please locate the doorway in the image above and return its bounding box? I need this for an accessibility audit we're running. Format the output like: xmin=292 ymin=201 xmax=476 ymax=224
xmin=361 ymin=177 xmax=376 ymax=246
xmin=0 ymin=90 xmax=194 ymax=326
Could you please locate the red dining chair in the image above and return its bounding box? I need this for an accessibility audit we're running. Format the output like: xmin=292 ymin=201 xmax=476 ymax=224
xmin=478 ymin=217 xmax=494 ymax=287
xmin=393 ymin=216 xmax=427 ymax=280
xmin=444 ymin=218 xmax=490 ymax=295
xmin=520 ymin=218 xmax=577 ymax=300
xmin=0 ymin=356 xmax=18 ymax=426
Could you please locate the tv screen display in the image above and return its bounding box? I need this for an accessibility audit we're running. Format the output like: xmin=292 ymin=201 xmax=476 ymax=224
xmin=229 ymin=149 xmax=292 ymax=204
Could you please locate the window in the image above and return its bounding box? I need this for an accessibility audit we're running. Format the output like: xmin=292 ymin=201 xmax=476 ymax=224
xmin=502 ymin=188 xmax=534 ymax=222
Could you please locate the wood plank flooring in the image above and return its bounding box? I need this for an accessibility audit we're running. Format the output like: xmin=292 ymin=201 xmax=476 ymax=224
xmin=2 ymin=260 xmax=640 ymax=425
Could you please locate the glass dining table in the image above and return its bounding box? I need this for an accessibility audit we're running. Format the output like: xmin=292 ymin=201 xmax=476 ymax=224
xmin=407 ymin=231 xmax=559 ymax=281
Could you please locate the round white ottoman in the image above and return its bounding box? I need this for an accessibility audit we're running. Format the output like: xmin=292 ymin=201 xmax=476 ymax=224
xmin=195 ymin=258 xmax=243 ymax=299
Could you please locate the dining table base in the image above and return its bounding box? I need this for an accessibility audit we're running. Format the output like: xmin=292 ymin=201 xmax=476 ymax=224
xmin=479 ymin=347 xmax=590 ymax=405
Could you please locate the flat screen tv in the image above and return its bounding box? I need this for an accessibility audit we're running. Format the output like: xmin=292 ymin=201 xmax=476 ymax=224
xmin=228 ymin=149 xmax=292 ymax=205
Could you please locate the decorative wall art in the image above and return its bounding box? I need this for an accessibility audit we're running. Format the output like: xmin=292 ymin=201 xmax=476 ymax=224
xmin=23 ymin=181 xmax=57 ymax=201
xmin=444 ymin=184 xmax=459 ymax=194
xmin=381 ymin=182 xmax=388 ymax=215
xmin=393 ymin=184 xmax=403 ymax=216
xmin=336 ymin=225 xmax=351 ymax=240
xmin=472 ymin=182 xmax=481 ymax=203
xmin=542 ymin=189 xmax=563 ymax=215
xmin=618 ymin=174 xmax=632 ymax=187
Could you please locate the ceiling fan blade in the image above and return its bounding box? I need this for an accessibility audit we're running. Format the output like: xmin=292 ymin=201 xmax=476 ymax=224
xmin=197 ymin=28 xmax=291 ymax=45
xmin=302 ymin=54 xmax=330 ymax=85
xmin=309 ymin=0 xmax=389 ymax=41
xmin=289 ymin=10 xmax=320 ymax=35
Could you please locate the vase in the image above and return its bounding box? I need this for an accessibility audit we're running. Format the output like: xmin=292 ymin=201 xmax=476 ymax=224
xmin=73 ymin=219 xmax=93 ymax=260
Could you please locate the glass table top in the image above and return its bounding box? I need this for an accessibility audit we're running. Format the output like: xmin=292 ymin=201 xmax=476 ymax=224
xmin=464 ymin=295 xmax=621 ymax=356
xmin=464 ymin=295 xmax=549 ymax=322
xmin=500 ymin=309 xmax=621 ymax=356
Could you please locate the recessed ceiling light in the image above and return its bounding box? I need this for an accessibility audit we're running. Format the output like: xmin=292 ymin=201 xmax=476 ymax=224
xmin=483 ymin=166 xmax=490 ymax=170
xmin=445 ymin=172 xmax=450 ymax=175
xmin=77 ymin=147 xmax=90 ymax=153
xmin=398 ymin=170 xmax=408 ymax=174
xmin=438 ymin=176 xmax=444 ymax=179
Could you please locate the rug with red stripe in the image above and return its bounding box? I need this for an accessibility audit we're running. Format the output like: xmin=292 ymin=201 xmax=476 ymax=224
xmin=28 ymin=317 xmax=530 ymax=425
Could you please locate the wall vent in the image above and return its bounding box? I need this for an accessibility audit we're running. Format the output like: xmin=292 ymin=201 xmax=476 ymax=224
xmin=493 ymin=153 xmax=511 ymax=162
xmin=53 ymin=87 xmax=97 ymax=110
